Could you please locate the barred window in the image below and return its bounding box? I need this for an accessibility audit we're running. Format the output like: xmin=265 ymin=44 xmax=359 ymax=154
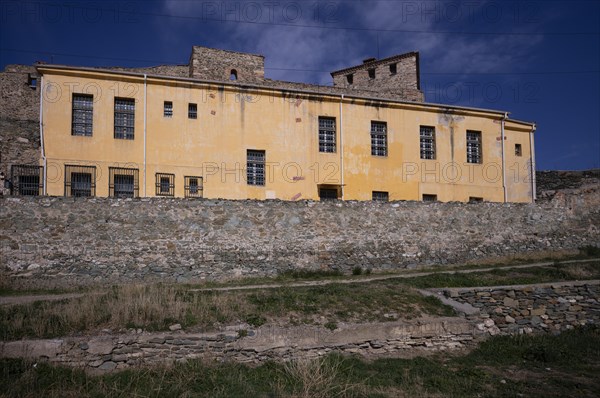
xmin=156 ymin=173 xmax=175 ymax=196
xmin=188 ymin=103 xmax=197 ymax=119
xmin=64 ymin=165 xmax=96 ymax=197
xmin=319 ymin=188 xmax=339 ymax=200
xmin=72 ymin=94 xmax=93 ymax=136
xmin=185 ymin=176 xmax=203 ymax=198
xmin=114 ymin=98 xmax=135 ymax=139
xmin=420 ymin=126 xmax=436 ymax=160
xmin=164 ymin=101 xmax=173 ymax=118
xmin=247 ymin=150 xmax=265 ymax=186
xmin=372 ymin=191 xmax=389 ymax=201
xmin=422 ymin=194 xmax=438 ymax=202
xmin=109 ymin=167 xmax=139 ymax=198
xmin=10 ymin=165 xmax=43 ymax=196
xmin=318 ymin=117 xmax=336 ymax=153
xmin=371 ymin=121 xmax=387 ymax=157
xmin=466 ymin=130 xmax=482 ymax=164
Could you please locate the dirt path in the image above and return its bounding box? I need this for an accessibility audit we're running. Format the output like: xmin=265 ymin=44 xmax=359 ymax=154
xmin=189 ymin=258 xmax=598 ymax=292
xmin=1 ymin=258 xmax=597 ymax=306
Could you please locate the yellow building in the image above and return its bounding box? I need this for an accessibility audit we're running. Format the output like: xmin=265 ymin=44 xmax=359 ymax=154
xmin=32 ymin=46 xmax=536 ymax=203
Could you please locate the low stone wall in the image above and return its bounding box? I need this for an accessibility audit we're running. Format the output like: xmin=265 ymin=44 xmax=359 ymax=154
xmin=2 ymin=281 xmax=598 ymax=371
xmin=1 ymin=184 xmax=599 ymax=288
xmin=0 ymin=317 xmax=477 ymax=371
xmin=440 ymin=280 xmax=600 ymax=335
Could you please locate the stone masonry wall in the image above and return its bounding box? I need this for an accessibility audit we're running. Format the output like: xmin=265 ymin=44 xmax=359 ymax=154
xmin=189 ymin=46 xmax=265 ymax=83
xmin=1 ymin=280 xmax=598 ymax=372
xmin=0 ymin=65 xmax=41 ymax=183
xmin=1 ymin=183 xmax=598 ymax=288
xmin=332 ymin=54 xmax=424 ymax=102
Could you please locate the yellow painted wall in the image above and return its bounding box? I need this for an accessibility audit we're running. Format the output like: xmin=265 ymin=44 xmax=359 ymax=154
xmin=39 ymin=68 xmax=535 ymax=203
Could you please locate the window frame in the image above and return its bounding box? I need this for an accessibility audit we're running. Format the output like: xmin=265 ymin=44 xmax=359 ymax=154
xmin=188 ymin=103 xmax=197 ymax=119
xmin=420 ymin=126 xmax=436 ymax=160
xmin=71 ymin=94 xmax=94 ymax=137
xmin=109 ymin=167 xmax=139 ymax=198
xmin=184 ymin=176 xmax=203 ymax=198
xmin=114 ymin=97 xmax=135 ymax=140
xmin=155 ymin=173 xmax=175 ymax=197
xmin=372 ymin=191 xmax=389 ymax=201
xmin=247 ymin=149 xmax=266 ymax=186
xmin=164 ymin=101 xmax=173 ymax=118
xmin=10 ymin=165 xmax=43 ymax=196
xmin=466 ymin=130 xmax=482 ymax=164
xmin=515 ymin=143 xmax=522 ymax=157
xmin=64 ymin=165 xmax=96 ymax=197
xmin=318 ymin=116 xmax=336 ymax=153
xmin=370 ymin=121 xmax=388 ymax=157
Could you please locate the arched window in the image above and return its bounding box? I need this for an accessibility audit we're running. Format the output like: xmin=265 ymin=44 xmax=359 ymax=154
xmin=230 ymin=69 xmax=238 ymax=81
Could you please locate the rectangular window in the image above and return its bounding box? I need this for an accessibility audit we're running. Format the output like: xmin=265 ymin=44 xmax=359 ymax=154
xmin=389 ymin=63 xmax=397 ymax=74
xmin=368 ymin=68 xmax=375 ymax=79
xmin=422 ymin=194 xmax=437 ymax=202
xmin=109 ymin=167 xmax=139 ymax=198
xmin=346 ymin=74 xmax=353 ymax=84
xmin=10 ymin=165 xmax=43 ymax=196
xmin=371 ymin=121 xmax=388 ymax=157
xmin=319 ymin=188 xmax=339 ymax=200
xmin=72 ymin=94 xmax=93 ymax=136
xmin=164 ymin=101 xmax=173 ymax=118
xmin=466 ymin=130 xmax=482 ymax=164
xmin=469 ymin=197 xmax=483 ymax=203
xmin=64 ymin=165 xmax=96 ymax=197
xmin=28 ymin=74 xmax=37 ymax=89
xmin=114 ymin=98 xmax=135 ymax=139
xmin=515 ymin=143 xmax=522 ymax=157
xmin=188 ymin=103 xmax=197 ymax=119
xmin=185 ymin=176 xmax=203 ymax=198
xmin=156 ymin=173 xmax=175 ymax=196
xmin=372 ymin=191 xmax=389 ymax=201
xmin=318 ymin=117 xmax=336 ymax=153
xmin=247 ymin=150 xmax=265 ymax=186
xmin=420 ymin=126 xmax=436 ymax=160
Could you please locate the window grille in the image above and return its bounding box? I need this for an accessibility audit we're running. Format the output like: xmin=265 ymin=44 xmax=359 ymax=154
xmin=109 ymin=167 xmax=138 ymax=198
xmin=466 ymin=130 xmax=482 ymax=164
xmin=371 ymin=121 xmax=387 ymax=157
xmin=114 ymin=98 xmax=135 ymax=139
xmin=72 ymin=94 xmax=93 ymax=136
xmin=156 ymin=173 xmax=175 ymax=196
xmin=184 ymin=176 xmax=203 ymax=198
xmin=419 ymin=126 xmax=436 ymax=159
xmin=164 ymin=101 xmax=173 ymax=118
xmin=64 ymin=165 xmax=96 ymax=197
xmin=422 ymin=194 xmax=437 ymax=202
xmin=188 ymin=103 xmax=197 ymax=119
xmin=318 ymin=117 xmax=336 ymax=153
xmin=319 ymin=188 xmax=339 ymax=200
xmin=372 ymin=191 xmax=389 ymax=201
xmin=247 ymin=150 xmax=265 ymax=186
xmin=10 ymin=165 xmax=43 ymax=196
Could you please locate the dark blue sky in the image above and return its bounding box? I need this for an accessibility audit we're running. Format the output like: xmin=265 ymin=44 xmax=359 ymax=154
xmin=1 ymin=0 xmax=598 ymax=170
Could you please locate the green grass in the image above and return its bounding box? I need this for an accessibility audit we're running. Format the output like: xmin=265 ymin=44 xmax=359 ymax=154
xmin=2 ymin=326 xmax=598 ymax=397
xmin=0 ymin=282 xmax=455 ymax=341
xmin=401 ymin=261 xmax=600 ymax=289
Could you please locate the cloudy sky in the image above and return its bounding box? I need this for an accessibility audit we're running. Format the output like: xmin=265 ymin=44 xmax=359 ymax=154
xmin=1 ymin=0 xmax=598 ymax=170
